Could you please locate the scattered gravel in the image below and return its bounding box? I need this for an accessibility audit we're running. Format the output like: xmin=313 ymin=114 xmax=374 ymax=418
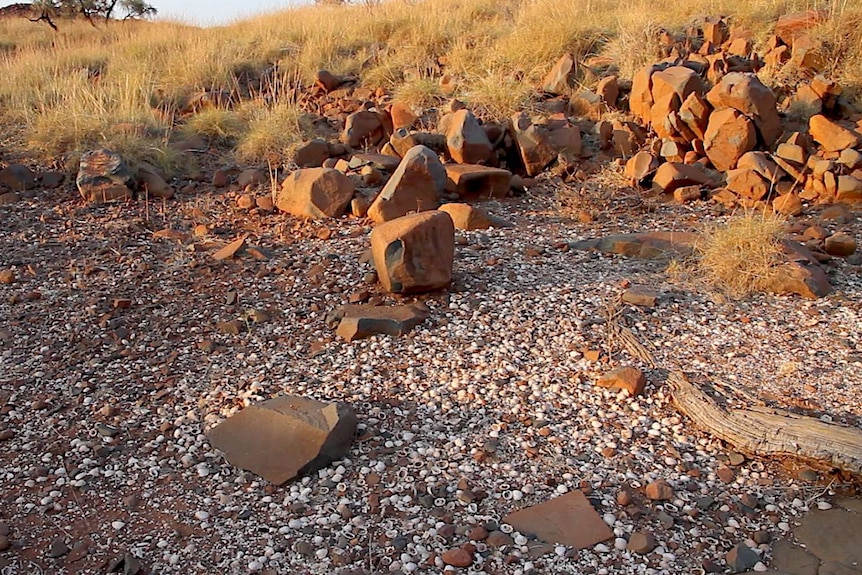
xmin=0 ymin=183 xmax=860 ymax=574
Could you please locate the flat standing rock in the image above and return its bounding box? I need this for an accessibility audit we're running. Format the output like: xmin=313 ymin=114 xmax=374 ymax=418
xmin=503 ymin=490 xmax=613 ymax=549
xmin=334 ymin=304 xmax=430 ymax=341
xmin=207 ymin=395 xmax=357 ymax=485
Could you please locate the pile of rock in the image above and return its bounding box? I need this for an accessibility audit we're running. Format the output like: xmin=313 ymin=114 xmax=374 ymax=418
xmin=607 ymin=12 xmax=861 ymax=212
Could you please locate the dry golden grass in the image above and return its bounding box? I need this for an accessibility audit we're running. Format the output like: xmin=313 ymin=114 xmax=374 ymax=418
xmin=691 ymin=210 xmax=788 ymax=299
xmin=0 ymin=0 xmax=859 ymax=168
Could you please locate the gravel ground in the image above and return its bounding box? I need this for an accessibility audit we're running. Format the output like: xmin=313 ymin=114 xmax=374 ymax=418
xmin=1 ymin=180 xmax=861 ymax=575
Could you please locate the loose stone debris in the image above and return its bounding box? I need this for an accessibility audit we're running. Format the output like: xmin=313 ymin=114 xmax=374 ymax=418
xmin=1 ymin=6 xmax=862 ymax=575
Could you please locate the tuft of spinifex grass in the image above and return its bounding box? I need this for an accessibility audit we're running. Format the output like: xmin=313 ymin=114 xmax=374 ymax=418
xmin=692 ymin=210 xmax=788 ymax=299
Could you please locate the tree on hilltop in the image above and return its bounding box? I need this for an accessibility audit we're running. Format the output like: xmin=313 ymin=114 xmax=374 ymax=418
xmin=31 ymin=0 xmax=157 ymax=29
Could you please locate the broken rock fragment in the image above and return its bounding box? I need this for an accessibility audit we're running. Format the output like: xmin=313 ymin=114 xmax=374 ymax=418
xmin=438 ymin=203 xmax=512 ymax=230
xmin=207 ymin=395 xmax=357 ymax=485
xmin=76 ymin=149 xmax=134 ymax=203
xmin=333 ymin=304 xmax=430 ymax=341
xmin=503 ymin=490 xmax=613 ymax=549
xmin=597 ymin=367 xmax=647 ymax=396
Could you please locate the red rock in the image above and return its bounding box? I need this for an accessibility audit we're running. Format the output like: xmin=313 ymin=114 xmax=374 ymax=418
xmin=652 ymin=162 xmax=721 ymax=194
xmin=630 ymin=64 xmax=660 ymax=123
xmin=768 ymin=255 xmax=831 ymax=299
xmin=824 ymin=232 xmax=857 ymax=256
xmin=837 ymin=175 xmax=862 ymax=202
xmin=212 ymin=236 xmax=247 ymax=261
xmin=703 ymin=17 xmax=728 ymax=45
xmin=503 ymin=490 xmax=613 ymax=549
xmin=0 ymin=164 xmax=36 ymax=191
xmin=390 ymin=102 xmax=417 ymax=131
xmin=651 ymin=66 xmax=702 ymax=103
xmin=370 ymin=211 xmax=455 ymax=293
xmin=773 ymin=192 xmax=803 ymax=216
xmin=737 ymin=151 xmax=785 ymax=183
xmin=706 ymin=72 xmax=782 ymax=146
xmin=726 ymin=169 xmax=770 ymax=200
xmin=678 ymin=92 xmax=712 ymax=141
xmin=775 ymin=143 xmax=807 ymax=165
xmin=342 ymin=110 xmax=385 ymax=148
xmin=315 ymin=70 xmax=341 ymax=92
xmin=790 ymin=34 xmax=825 ymax=70
xmin=367 ymin=145 xmax=446 ymax=223
xmin=596 ymin=75 xmax=619 ymax=107
xmin=596 ymin=367 xmax=647 ymax=396
xmin=541 ymin=53 xmax=576 ymax=95
xmin=674 ymin=185 xmax=702 ymax=203
xmin=625 ymin=151 xmax=660 ymax=183
xmin=650 ymin=93 xmax=683 ymax=140
xmin=645 ymin=479 xmax=674 ymax=501
xmin=808 ymin=115 xmax=860 ymax=152
xmin=275 ymin=168 xmax=355 ymax=219
xmin=0 ymin=269 xmax=15 ymax=285
xmin=441 ymin=548 xmax=473 ymax=568
xmin=294 ymin=139 xmax=330 ymax=168
xmin=628 ymin=532 xmax=657 ymax=554
xmin=704 ymin=108 xmax=756 ymax=171
xmin=207 ymin=395 xmax=356 ymax=485
xmin=440 ymin=109 xmax=493 ymax=165
xmin=439 ymin=203 xmax=512 ymax=230
xmin=444 ymin=164 xmax=511 ymax=200
xmin=612 ymin=121 xmax=645 ymax=157
xmin=76 ymin=148 xmax=133 ymax=203
xmin=334 ymin=304 xmax=430 ymax=341
xmin=775 ymin=10 xmax=826 ymax=46
xmin=510 ymin=113 xmax=580 ymax=176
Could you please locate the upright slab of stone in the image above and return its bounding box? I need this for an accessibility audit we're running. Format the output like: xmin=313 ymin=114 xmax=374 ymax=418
xmin=367 ymin=145 xmax=446 ymax=223
xmin=371 ymin=210 xmax=455 ymax=293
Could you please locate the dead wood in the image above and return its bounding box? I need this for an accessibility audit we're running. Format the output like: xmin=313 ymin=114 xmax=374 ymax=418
xmin=669 ymin=371 xmax=862 ymax=476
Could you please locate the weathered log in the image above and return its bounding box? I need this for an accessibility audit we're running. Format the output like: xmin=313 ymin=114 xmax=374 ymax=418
xmin=669 ymin=371 xmax=862 ymax=475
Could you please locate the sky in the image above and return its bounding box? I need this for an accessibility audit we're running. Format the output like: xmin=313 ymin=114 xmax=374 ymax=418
xmin=0 ymin=1 xmax=302 ymax=26
xmin=154 ymin=0 xmax=300 ymax=26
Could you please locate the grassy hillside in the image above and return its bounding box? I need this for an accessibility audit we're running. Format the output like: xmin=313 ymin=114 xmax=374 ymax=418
xmin=0 ymin=0 xmax=859 ymax=171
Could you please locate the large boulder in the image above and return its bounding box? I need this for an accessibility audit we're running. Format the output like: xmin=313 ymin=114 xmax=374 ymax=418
xmin=704 ymin=108 xmax=757 ymax=171
xmin=510 ymin=113 xmax=581 ymax=176
xmin=367 ymin=145 xmax=446 ymax=223
xmin=274 ymin=168 xmax=355 ymax=219
xmin=808 ymin=115 xmax=860 ymax=152
xmin=706 ymin=73 xmax=782 ymax=146
xmin=207 ymin=395 xmax=357 ymax=485
xmin=76 ymin=149 xmax=134 ymax=203
xmin=439 ymin=109 xmax=493 ymax=165
xmin=370 ymin=210 xmax=455 ymax=293
xmin=630 ymin=64 xmax=661 ymax=123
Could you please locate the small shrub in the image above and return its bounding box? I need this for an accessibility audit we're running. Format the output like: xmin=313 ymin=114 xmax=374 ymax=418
xmin=181 ymin=109 xmax=245 ymax=147
xmin=691 ymin=210 xmax=787 ymax=298
xmin=235 ymin=102 xmax=313 ymax=163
